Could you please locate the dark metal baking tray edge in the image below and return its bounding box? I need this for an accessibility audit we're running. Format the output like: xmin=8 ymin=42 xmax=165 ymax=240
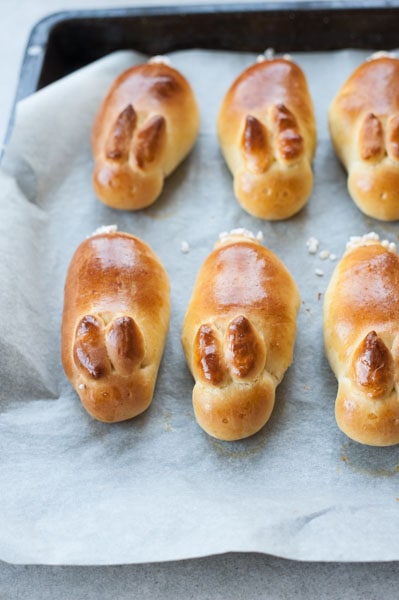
xmin=3 ymin=0 xmax=399 ymax=151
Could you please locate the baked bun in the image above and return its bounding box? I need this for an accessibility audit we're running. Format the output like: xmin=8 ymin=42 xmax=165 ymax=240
xmin=61 ymin=227 xmax=170 ymax=422
xmin=329 ymin=53 xmax=399 ymax=221
xmin=217 ymin=56 xmax=316 ymax=220
xmin=323 ymin=233 xmax=399 ymax=446
xmin=181 ymin=230 xmax=300 ymax=441
xmin=92 ymin=58 xmax=200 ymax=210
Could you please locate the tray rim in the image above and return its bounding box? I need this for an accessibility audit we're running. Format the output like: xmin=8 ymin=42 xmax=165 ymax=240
xmin=2 ymin=2 xmax=397 ymax=564
xmin=4 ymin=0 xmax=399 ymax=149
xmin=17 ymin=0 xmax=399 ymax=94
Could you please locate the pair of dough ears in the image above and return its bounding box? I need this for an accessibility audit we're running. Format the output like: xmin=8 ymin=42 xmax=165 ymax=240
xmin=193 ymin=314 xmax=266 ymax=387
xmin=241 ymin=103 xmax=304 ymax=174
xmin=105 ymin=104 xmax=167 ymax=172
xmin=73 ymin=314 xmax=145 ymax=380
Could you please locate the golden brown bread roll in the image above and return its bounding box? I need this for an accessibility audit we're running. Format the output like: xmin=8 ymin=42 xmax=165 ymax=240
xmin=61 ymin=227 xmax=170 ymax=422
xmin=323 ymin=233 xmax=399 ymax=446
xmin=329 ymin=53 xmax=399 ymax=221
xmin=181 ymin=230 xmax=300 ymax=441
xmin=92 ymin=57 xmax=200 ymax=210
xmin=217 ymin=56 xmax=316 ymax=220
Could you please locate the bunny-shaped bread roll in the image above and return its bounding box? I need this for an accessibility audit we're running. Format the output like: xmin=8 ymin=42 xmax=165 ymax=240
xmin=329 ymin=54 xmax=399 ymax=221
xmin=181 ymin=230 xmax=300 ymax=441
xmin=61 ymin=228 xmax=170 ymax=422
xmin=323 ymin=233 xmax=399 ymax=446
xmin=92 ymin=58 xmax=200 ymax=210
xmin=217 ymin=56 xmax=316 ymax=220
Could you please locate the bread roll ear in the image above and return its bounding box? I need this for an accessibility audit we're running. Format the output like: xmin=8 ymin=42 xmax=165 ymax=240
xmin=329 ymin=54 xmax=399 ymax=221
xmin=193 ymin=323 xmax=228 ymax=387
xmin=217 ymin=57 xmax=316 ymax=220
xmin=61 ymin=229 xmax=170 ymax=422
xmin=181 ymin=231 xmax=300 ymax=441
xmin=351 ymin=331 xmax=394 ymax=400
xmin=224 ymin=315 xmax=266 ymax=380
xmin=92 ymin=59 xmax=200 ymax=210
xmin=323 ymin=234 xmax=399 ymax=445
xmin=105 ymin=315 xmax=145 ymax=376
xmin=73 ymin=314 xmax=111 ymax=380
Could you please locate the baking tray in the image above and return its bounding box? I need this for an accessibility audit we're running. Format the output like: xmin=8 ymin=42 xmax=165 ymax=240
xmin=2 ymin=0 xmax=399 ymax=566
xmin=5 ymin=0 xmax=399 ymax=147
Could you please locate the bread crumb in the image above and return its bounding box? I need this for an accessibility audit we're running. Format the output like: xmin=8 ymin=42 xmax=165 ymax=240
xmin=89 ymin=224 xmax=117 ymax=237
xmin=258 ymin=49 xmax=291 ymax=62
xmin=180 ymin=240 xmax=190 ymax=254
xmin=306 ymin=237 xmax=319 ymax=254
xmin=346 ymin=232 xmax=396 ymax=253
xmin=257 ymin=48 xmax=275 ymax=62
xmin=329 ymin=253 xmax=337 ymax=261
xmin=381 ymin=239 xmax=397 ymax=252
xmin=319 ymin=249 xmax=330 ymax=260
xmin=78 ymin=383 xmax=86 ymax=390
xmin=315 ymin=268 xmax=324 ymax=277
xmin=367 ymin=50 xmax=396 ymax=61
xmin=219 ymin=228 xmax=263 ymax=242
xmin=149 ymin=55 xmax=171 ymax=65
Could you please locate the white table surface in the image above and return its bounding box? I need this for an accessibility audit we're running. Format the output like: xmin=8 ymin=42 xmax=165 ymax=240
xmin=1 ymin=1 xmax=398 ymax=598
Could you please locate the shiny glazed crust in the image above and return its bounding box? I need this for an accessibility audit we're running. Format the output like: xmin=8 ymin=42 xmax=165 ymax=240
xmin=92 ymin=60 xmax=200 ymax=210
xmin=61 ymin=231 xmax=170 ymax=422
xmin=323 ymin=240 xmax=399 ymax=445
xmin=181 ymin=233 xmax=300 ymax=441
xmin=217 ymin=57 xmax=316 ymax=220
xmin=329 ymin=55 xmax=399 ymax=221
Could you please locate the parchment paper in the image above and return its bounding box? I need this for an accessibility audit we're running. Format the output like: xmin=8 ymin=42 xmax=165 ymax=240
xmin=0 ymin=47 xmax=399 ymax=565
